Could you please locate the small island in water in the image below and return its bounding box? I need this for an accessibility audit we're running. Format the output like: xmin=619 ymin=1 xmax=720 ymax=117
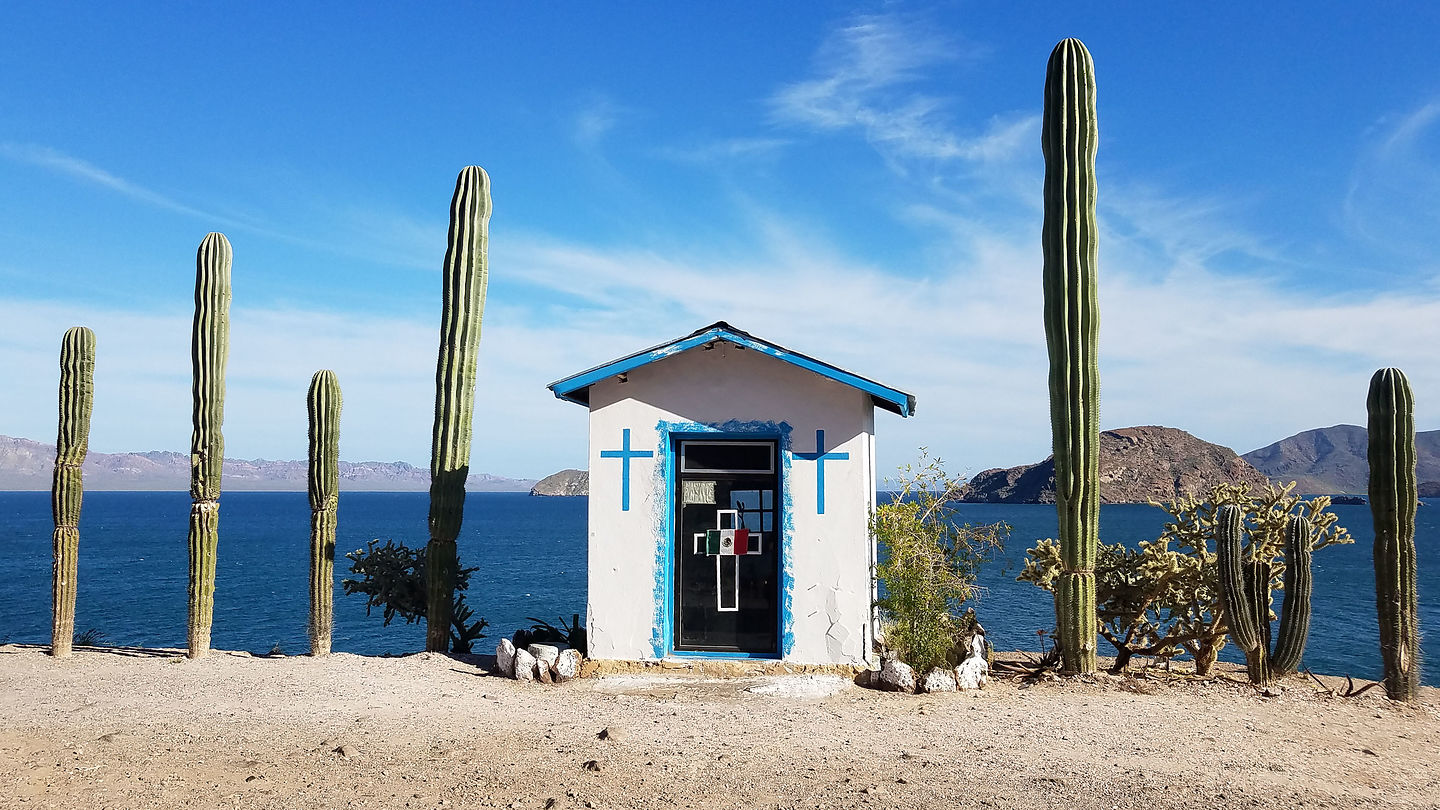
xmin=531 ymin=469 xmax=589 ymax=496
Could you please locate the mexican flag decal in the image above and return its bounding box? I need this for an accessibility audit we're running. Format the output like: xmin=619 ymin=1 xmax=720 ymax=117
xmin=696 ymin=510 xmax=762 ymax=556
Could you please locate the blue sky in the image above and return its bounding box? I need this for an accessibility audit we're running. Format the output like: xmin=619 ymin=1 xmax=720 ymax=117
xmin=2 ymin=3 xmax=1438 ymax=479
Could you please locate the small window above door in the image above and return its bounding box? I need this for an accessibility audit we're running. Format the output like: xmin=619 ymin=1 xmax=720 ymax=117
xmin=680 ymin=441 xmax=775 ymax=474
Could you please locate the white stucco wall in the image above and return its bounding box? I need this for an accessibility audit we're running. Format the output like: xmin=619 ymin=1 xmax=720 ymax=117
xmin=583 ymin=341 xmax=880 ymax=665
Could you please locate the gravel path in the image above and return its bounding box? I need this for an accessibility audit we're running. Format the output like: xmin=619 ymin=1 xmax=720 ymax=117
xmin=1 ymin=644 xmax=1436 ymax=809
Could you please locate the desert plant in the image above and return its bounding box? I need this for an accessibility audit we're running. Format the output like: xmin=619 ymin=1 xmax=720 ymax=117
xmin=307 ymin=370 xmax=342 ymax=655
xmin=1368 ymin=367 xmax=1420 ymax=700
xmin=1215 ymin=507 xmax=1316 ymax=684
xmin=427 ymin=166 xmax=491 ymax=652
xmin=343 ymin=539 xmax=489 ymax=653
xmin=73 ymin=628 xmax=108 ymax=647
xmin=1020 ymin=481 xmax=1349 ymax=675
xmin=872 ymin=451 xmax=1007 ymax=673
xmin=522 ymin=613 xmax=588 ymax=656
xmin=187 ymin=232 xmax=231 ymax=659
xmin=1041 ymin=37 xmax=1101 ymax=674
xmin=51 ymin=326 xmax=95 ymax=659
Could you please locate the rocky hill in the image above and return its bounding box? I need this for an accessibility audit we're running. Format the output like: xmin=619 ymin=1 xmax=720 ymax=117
xmin=530 ymin=469 xmax=589 ymax=496
xmin=0 ymin=435 xmax=535 ymax=492
xmin=956 ymin=426 xmax=1269 ymax=504
xmin=1241 ymin=424 xmax=1440 ymax=495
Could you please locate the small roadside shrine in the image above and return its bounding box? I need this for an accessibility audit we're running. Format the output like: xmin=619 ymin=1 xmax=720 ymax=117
xmin=547 ymin=322 xmax=915 ymax=665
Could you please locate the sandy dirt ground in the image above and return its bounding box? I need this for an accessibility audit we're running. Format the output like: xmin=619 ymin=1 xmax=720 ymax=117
xmin=1 ymin=644 xmax=1437 ymax=810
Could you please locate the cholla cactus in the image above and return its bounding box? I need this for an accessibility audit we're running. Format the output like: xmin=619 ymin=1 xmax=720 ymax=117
xmin=51 ymin=326 xmax=95 ymax=658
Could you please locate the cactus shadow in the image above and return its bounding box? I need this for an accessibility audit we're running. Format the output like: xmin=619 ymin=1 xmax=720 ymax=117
xmin=0 ymin=643 xmax=182 ymax=659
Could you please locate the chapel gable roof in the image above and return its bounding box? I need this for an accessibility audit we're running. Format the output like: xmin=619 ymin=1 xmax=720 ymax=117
xmin=546 ymin=321 xmax=916 ymax=417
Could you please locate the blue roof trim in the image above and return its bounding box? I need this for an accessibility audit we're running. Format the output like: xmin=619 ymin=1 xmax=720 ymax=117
xmin=546 ymin=322 xmax=916 ymax=417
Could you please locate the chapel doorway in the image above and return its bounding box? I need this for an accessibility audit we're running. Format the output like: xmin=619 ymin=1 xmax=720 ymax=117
xmin=672 ymin=439 xmax=780 ymax=655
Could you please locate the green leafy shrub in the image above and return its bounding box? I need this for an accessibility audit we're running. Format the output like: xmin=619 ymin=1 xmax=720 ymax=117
xmin=872 ymin=451 xmax=1007 ymax=672
xmin=343 ymin=539 xmax=489 ymax=653
xmin=1019 ymin=481 xmax=1350 ymax=674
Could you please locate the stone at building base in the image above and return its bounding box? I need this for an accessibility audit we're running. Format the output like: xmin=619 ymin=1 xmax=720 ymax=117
xmin=554 ymin=649 xmax=582 ymax=682
xmin=496 ymin=638 xmax=516 ymax=677
xmin=955 ymin=633 xmax=989 ymax=690
xmin=879 ymin=656 xmax=916 ymax=693
xmin=921 ymin=668 xmax=958 ymax=693
xmin=513 ymin=648 xmax=538 ymax=682
xmin=528 ymin=644 xmax=562 ymax=672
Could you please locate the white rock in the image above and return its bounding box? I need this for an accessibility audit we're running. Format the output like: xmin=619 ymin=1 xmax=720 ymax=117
xmin=879 ymin=657 xmax=916 ymax=693
xmin=955 ymin=634 xmax=989 ymax=691
xmin=921 ymin=668 xmax=957 ymax=693
xmin=512 ymin=648 xmax=537 ymax=682
xmin=495 ymin=638 xmax=516 ymax=678
xmin=528 ymin=643 xmax=561 ymax=671
xmin=553 ymin=649 xmax=582 ymax=682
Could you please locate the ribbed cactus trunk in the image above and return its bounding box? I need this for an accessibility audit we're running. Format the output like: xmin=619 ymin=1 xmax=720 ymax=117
xmin=51 ymin=326 xmax=95 ymax=658
xmin=307 ymin=370 xmax=341 ymax=656
xmin=187 ymin=233 xmax=232 ymax=659
xmin=1368 ymin=367 xmax=1420 ymax=701
xmin=1041 ymin=38 xmax=1101 ymax=674
xmin=1216 ymin=506 xmax=1314 ymax=684
xmin=1216 ymin=505 xmax=1271 ymax=684
xmin=426 ymin=166 xmax=491 ymax=653
xmin=1270 ymin=516 xmax=1313 ymax=674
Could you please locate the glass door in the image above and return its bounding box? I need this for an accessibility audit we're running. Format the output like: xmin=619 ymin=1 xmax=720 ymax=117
xmin=673 ymin=439 xmax=780 ymax=654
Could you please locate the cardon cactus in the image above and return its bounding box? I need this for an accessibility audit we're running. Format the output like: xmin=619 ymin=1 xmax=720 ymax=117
xmin=426 ymin=166 xmax=491 ymax=652
xmin=1041 ymin=37 xmax=1101 ymax=674
xmin=307 ymin=370 xmax=341 ymax=656
xmin=1215 ymin=505 xmax=1315 ymax=684
xmin=1368 ymin=367 xmax=1420 ymax=700
xmin=187 ymin=232 xmax=232 ymax=659
xmin=50 ymin=326 xmax=95 ymax=658
xmin=1270 ymin=515 xmax=1313 ymax=674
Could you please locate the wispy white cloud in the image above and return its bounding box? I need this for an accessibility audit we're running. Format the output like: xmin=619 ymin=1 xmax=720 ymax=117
xmin=1343 ymin=99 xmax=1440 ymax=263
xmin=0 ymin=142 xmax=228 ymax=223
xmin=770 ymin=13 xmax=1023 ymax=167
xmin=574 ymin=94 xmax=625 ymax=146
xmin=653 ymin=137 xmax=792 ymax=164
xmin=491 ymin=211 xmax=1440 ymax=473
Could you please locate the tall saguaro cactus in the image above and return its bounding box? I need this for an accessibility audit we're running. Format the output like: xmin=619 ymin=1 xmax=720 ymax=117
xmin=51 ymin=326 xmax=95 ymax=658
xmin=187 ymin=232 xmax=232 ymax=659
xmin=1368 ymin=367 xmax=1420 ymax=701
xmin=426 ymin=166 xmax=491 ymax=652
xmin=1041 ymin=38 xmax=1101 ymax=674
xmin=307 ymin=370 xmax=342 ymax=656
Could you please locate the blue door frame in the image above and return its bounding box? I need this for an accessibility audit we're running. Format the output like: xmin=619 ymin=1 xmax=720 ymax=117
xmin=651 ymin=419 xmax=795 ymax=660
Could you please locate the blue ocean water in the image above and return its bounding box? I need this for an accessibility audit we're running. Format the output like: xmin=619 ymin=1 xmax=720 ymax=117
xmin=0 ymin=492 xmax=1434 ymax=684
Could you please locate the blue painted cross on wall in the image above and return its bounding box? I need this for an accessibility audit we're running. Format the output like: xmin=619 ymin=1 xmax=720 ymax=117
xmin=795 ymin=429 xmax=849 ymax=515
xmin=600 ymin=428 xmax=654 ymax=511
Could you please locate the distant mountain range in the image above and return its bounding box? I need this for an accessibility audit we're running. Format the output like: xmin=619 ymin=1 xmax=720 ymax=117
xmin=1241 ymin=424 xmax=1440 ymax=496
xmin=9 ymin=422 xmax=1438 ymax=497
xmin=0 ymin=435 xmax=536 ymax=492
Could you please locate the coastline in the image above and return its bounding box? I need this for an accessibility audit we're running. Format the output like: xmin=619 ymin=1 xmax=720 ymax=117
xmin=2 ymin=644 xmax=1436 ymax=809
